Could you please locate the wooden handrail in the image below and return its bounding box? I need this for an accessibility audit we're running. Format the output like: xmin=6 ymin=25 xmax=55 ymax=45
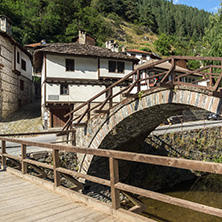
xmin=1 ymin=136 xmax=222 ymax=218
xmin=62 ymin=56 xmax=222 ymax=130
xmin=64 ymin=57 xmax=173 ymax=118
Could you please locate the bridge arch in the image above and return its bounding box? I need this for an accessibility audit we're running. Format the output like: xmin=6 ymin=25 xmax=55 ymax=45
xmin=76 ymin=85 xmax=222 ymax=174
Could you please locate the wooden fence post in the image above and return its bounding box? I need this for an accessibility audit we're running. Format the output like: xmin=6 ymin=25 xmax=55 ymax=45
xmin=21 ymin=144 xmax=27 ymax=174
xmin=137 ymin=70 xmax=141 ymax=93
xmin=87 ymin=103 xmax=91 ymax=121
xmin=109 ymin=157 xmax=120 ymax=209
xmin=53 ymin=149 xmax=61 ymax=187
xmin=109 ymin=88 xmax=113 ymax=109
xmin=1 ymin=140 xmax=6 ymax=170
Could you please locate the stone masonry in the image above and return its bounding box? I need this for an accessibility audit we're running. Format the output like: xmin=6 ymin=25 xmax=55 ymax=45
xmin=0 ymin=32 xmax=32 ymax=120
xmin=75 ymin=85 xmax=222 ymax=175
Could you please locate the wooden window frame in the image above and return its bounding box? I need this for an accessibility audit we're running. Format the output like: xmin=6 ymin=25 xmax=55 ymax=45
xmin=21 ymin=59 xmax=26 ymax=71
xmin=65 ymin=59 xmax=75 ymax=72
xmin=17 ymin=51 xmax=20 ymax=64
xmin=60 ymin=84 xmax=69 ymax=95
xmin=108 ymin=60 xmax=125 ymax=74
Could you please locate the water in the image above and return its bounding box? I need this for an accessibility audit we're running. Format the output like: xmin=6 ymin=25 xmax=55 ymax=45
xmin=140 ymin=174 xmax=222 ymax=222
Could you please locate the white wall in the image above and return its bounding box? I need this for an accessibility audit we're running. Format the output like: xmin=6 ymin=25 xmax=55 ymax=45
xmin=46 ymin=83 xmax=123 ymax=103
xmin=46 ymin=54 xmax=98 ymax=79
xmin=46 ymin=84 xmax=106 ymax=102
xmin=126 ymin=52 xmax=150 ymax=64
xmin=15 ymin=46 xmax=32 ymax=80
xmin=43 ymin=54 xmax=134 ymax=104
xmin=100 ymin=59 xmax=133 ymax=78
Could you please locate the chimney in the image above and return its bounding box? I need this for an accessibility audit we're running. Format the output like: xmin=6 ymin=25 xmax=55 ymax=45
xmin=41 ymin=39 xmax=46 ymax=44
xmin=105 ymin=40 xmax=119 ymax=52
xmin=0 ymin=15 xmax=12 ymax=35
xmin=79 ymin=30 xmax=86 ymax=44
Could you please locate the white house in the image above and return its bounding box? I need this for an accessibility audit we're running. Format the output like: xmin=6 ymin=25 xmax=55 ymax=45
xmin=125 ymin=49 xmax=161 ymax=64
xmin=0 ymin=15 xmax=33 ymax=120
xmin=33 ymin=39 xmax=138 ymax=128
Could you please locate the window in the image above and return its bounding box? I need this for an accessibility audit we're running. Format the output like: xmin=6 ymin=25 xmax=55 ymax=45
xmin=20 ymin=80 xmax=24 ymax=91
xmin=142 ymin=55 xmax=147 ymax=60
xmin=108 ymin=61 xmax=125 ymax=73
xmin=131 ymin=53 xmax=136 ymax=57
xmin=66 ymin=59 xmax=74 ymax=71
xmin=17 ymin=52 xmax=20 ymax=64
xmin=117 ymin=62 xmax=124 ymax=73
xmin=108 ymin=61 xmax=116 ymax=73
xmin=21 ymin=59 xmax=26 ymax=71
xmin=60 ymin=84 xmax=69 ymax=95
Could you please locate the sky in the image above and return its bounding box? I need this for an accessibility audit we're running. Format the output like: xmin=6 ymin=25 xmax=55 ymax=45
xmin=172 ymin=0 xmax=221 ymax=13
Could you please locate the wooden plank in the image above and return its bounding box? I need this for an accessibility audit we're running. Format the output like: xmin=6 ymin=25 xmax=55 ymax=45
xmin=2 ymin=137 xmax=222 ymax=176
xmin=94 ymin=110 xmax=109 ymax=113
xmin=115 ymin=182 xmax=222 ymax=218
xmin=21 ymin=144 xmax=27 ymax=174
xmin=161 ymin=59 xmax=175 ymax=83
xmin=3 ymin=153 xmax=21 ymax=161
xmin=0 ymin=130 xmax=75 ymax=137
xmin=175 ymin=65 xmax=210 ymax=80
xmin=57 ymin=167 xmax=110 ymax=187
xmin=39 ymin=206 xmax=92 ymax=222
xmin=23 ymin=159 xmax=54 ymax=170
xmin=109 ymin=157 xmax=120 ymax=209
xmin=52 ymin=149 xmax=61 ymax=187
xmin=213 ymin=73 xmax=222 ymax=91
xmin=0 ymin=198 xmax=71 ymax=221
xmin=174 ymin=55 xmax=222 ymax=61
xmin=1 ymin=140 xmax=6 ymax=169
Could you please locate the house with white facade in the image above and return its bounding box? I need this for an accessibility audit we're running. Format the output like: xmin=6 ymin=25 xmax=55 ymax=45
xmin=126 ymin=49 xmax=161 ymax=64
xmin=33 ymin=39 xmax=138 ymax=128
xmin=0 ymin=15 xmax=33 ymax=120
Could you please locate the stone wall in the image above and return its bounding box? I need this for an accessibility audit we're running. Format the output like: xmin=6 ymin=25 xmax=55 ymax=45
xmin=149 ymin=127 xmax=222 ymax=162
xmin=0 ymin=34 xmax=33 ymax=119
xmin=75 ymin=86 xmax=222 ymax=175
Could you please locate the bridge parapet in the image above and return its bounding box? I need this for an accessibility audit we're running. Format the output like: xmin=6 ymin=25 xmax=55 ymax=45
xmin=63 ymin=56 xmax=222 ymax=132
xmin=1 ymin=136 xmax=222 ymax=219
xmin=75 ymin=86 xmax=222 ymax=174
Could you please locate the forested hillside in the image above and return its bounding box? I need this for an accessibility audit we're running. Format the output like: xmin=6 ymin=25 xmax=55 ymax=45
xmin=0 ymin=0 xmax=212 ymax=57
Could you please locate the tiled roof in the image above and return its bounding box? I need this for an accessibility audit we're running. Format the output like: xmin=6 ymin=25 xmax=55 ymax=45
xmin=126 ymin=49 xmax=152 ymax=54
xmin=33 ymin=43 xmax=139 ymax=70
xmin=25 ymin=42 xmax=42 ymax=48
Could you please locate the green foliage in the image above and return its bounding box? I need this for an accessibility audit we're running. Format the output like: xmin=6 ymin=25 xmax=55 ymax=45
xmin=154 ymin=33 xmax=172 ymax=56
xmin=0 ymin=0 xmax=211 ymax=52
xmin=139 ymin=47 xmax=151 ymax=52
xmin=203 ymin=11 xmax=222 ymax=58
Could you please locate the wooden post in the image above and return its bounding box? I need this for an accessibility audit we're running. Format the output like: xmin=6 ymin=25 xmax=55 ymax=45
xmin=53 ymin=149 xmax=60 ymax=187
xmin=21 ymin=144 xmax=27 ymax=174
xmin=1 ymin=140 xmax=6 ymax=170
xmin=171 ymin=58 xmax=175 ymax=83
xmin=109 ymin=88 xmax=113 ymax=109
xmin=87 ymin=103 xmax=91 ymax=121
xmin=137 ymin=70 xmax=141 ymax=93
xmin=109 ymin=157 xmax=120 ymax=209
xmin=209 ymin=67 xmax=213 ymax=87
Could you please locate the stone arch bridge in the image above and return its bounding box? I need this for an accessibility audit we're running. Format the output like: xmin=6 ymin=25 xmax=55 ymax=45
xmin=63 ymin=56 xmax=222 ymax=175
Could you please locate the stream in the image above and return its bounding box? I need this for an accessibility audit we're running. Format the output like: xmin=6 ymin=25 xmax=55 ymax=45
xmin=141 ymin=174 xmax=222 ymax=222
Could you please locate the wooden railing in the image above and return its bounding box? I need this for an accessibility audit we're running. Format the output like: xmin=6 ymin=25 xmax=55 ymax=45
xmin=63 ymin=56 xmax=222 ymax=129
xmin=1 ymin=137 xmax=222 ymax=218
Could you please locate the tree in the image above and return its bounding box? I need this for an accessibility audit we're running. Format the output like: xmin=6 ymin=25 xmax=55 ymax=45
xmin=154 ymin=33 xmax=172 ymax=56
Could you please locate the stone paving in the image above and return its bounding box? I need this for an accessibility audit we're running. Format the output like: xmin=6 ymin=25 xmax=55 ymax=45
xmin=0 ymin=101 xmax=43 ymax=134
